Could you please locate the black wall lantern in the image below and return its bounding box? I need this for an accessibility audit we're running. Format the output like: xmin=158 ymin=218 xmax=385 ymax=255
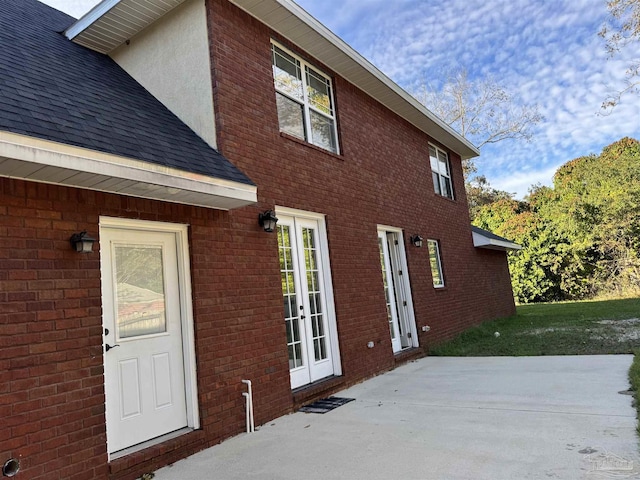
xmin=70 ymin=231 xmax=96 ymax=253
xmin=410 ymin=235 xmax=424 ymax=248
xmin=258 ymin=210 xmax=279 ymax=233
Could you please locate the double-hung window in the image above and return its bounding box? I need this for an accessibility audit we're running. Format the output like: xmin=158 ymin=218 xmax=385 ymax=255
xmin=271 ymin=42 xmax=339 ymax=154
xmin=427 ymin=239 xmax=445 ymax=288
xmin=429 ymin=145 xmax=453 ymax=199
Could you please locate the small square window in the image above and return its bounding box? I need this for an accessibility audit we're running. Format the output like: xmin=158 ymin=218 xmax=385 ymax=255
xmin=429 ymin=145 xmax=453 ymax=199
xmin=271 ymin=42 xmax=339 ymax=154
xmin=427 ymin=239 xmax=444 ymax=288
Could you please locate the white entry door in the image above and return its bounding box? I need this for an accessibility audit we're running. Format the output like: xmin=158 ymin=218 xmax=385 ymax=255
xmin=277 ymin=211 xmax=339 ymax=389
xmin=378 ymin=228 xmax=418 ymax=353
xmin=100 ymin=221 xmax=194 ymax=455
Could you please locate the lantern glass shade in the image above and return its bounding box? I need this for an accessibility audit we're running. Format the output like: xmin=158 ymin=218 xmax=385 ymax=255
xmin=70 ymin=231 xmax=96 ymax=253
xmin=410 ymin=235 xmax=424 ymax=248
xmin=259 ymin=210 xmax=279 ymax=233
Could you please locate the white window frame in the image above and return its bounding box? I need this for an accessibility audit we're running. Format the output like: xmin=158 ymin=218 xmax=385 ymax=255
xmin=429 ymin=144 xmax=453 ymax=199
xmin=427 ymin=239 xmax=445 ymax=288
xmin=271 ymin=41 xmax=340 ymax=154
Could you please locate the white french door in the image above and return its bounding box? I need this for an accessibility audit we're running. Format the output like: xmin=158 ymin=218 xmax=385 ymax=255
xmin=100 ymin=219 xmax=198 ymax=456
xmin=276 ymin=210 xmax=340 ymax=389
xmin=378 ymin=228 xmax=418 ymax=353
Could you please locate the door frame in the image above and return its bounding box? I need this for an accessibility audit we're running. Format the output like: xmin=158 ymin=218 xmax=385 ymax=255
xmin=275 ymin=207 xmax=342 ymax=384
xmin=377 ymin=225 xmax=419 ymax=351
xmin=99 ymin=217 xmax=199 ymax=458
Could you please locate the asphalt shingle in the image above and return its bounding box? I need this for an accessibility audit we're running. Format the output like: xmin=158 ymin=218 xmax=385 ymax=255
xmin=0 ymin=0 xmax=254 ymax=186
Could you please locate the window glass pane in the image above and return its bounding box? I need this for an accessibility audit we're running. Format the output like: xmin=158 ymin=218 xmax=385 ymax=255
xmin=306 ymin=67 xmax=333 ymax=115
xmin=276 ymin=93 xmax=305 ymax=139
xmin=427 ymin=240 xmax=444 ymax=287
xmin=432 ymin=172 xmax=441 ymax=195
xmin=430 ymin=155 xmax=439 ymax=172
xmin=438 ymin=159 xmax=447 ymax=175
xmin=272 ymin=45 xmax=303 ymax=101
xmin=309 ymin=110 xmax=337 ymax=153
xmin=114 ymin=245 xmax=166 ymax=338
xmin=443 ymin=177 xmax=453 ymax=199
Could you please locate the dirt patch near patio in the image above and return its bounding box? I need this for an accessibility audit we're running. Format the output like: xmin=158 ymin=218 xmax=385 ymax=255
xmin=517 ymin=318 xmax=640 ymax=344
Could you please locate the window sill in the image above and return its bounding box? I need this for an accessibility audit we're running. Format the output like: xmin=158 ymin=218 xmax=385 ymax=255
xmin=433 ymin=193 xmax=457 ymax=203
xmin=280 ymin=132 xmax=343 ymax=161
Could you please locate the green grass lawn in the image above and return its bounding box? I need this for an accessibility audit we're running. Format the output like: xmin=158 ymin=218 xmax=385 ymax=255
xmin=430 ymin=297 xmax=640 ymax=357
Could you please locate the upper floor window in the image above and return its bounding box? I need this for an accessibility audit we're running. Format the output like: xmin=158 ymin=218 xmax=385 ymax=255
xmin=429 ymin=145 xmax=453 ymax=199
xmin=271 ymin=42 xmax=339 ymax=154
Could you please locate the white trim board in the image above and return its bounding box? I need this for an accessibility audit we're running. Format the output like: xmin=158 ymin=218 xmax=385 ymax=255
xmin=0 ymin=131 xmax=256 ymax=210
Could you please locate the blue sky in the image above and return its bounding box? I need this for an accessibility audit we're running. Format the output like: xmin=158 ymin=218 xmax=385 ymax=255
xmin=43 ymin=0 xmax=640 ymax=198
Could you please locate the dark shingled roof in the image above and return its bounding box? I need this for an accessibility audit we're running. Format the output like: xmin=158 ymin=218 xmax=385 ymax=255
xmin=0 ymin=0 xmax=254 ymax=186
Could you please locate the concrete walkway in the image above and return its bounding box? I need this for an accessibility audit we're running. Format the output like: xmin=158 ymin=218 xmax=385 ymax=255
xmin=155 ymin=356 xmax=639 ymax=480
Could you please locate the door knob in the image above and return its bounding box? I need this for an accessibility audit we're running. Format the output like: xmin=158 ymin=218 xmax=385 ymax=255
xmin=105 ymin=344 xmax=120 ymax=352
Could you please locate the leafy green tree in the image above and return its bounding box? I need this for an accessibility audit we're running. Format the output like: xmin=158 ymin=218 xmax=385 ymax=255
xmin=475 ymin=137 xmax=640 ymax=302
xmin=475 ymin=198 xmax=568 ymax=303
xmin=550 ymin=137 xmax=640 ymax=296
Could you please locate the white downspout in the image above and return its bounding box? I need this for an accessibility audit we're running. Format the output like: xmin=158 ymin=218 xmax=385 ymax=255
xmin=241 ymin=379 xmax=255 ymax=432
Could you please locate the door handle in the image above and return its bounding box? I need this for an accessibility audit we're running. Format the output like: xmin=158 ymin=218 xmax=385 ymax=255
xmin=105 ymin=344 xmax=120 ymax=352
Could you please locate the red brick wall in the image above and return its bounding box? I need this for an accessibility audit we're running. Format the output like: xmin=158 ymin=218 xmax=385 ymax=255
xmin=206 ymin=0 xmax=515 ymax=354
xmin=1 ymin=1 xmax=515 ymax=478
xmin=0 ymin=179 xmax=293 ymax=480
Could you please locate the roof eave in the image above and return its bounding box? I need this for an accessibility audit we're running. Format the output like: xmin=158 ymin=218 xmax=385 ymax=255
xmin=0 ymin=131 xmax=257 ymax=210
xmin=472 ymin=231 xmax=522 ymax=251
xmin=65 ymin=0 xmax=187 ymax=54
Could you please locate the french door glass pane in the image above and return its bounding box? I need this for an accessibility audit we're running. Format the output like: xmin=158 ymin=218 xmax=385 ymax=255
xmin=114 ymin=245 xmax=166 ymax=339
xmin=378 ymin=237 xmax=397 ymax=339
xmin=302 ymin=227 xmax=327 ymax=362
xmin=278 ymin=225 xmax=303 ymax=369
xmin=276 ymin=93 xmax=305 ymax=140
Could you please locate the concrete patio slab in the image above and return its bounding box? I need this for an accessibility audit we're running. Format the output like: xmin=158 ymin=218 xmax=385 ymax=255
xmin=154 ymin=355 xmax=639 ymax=480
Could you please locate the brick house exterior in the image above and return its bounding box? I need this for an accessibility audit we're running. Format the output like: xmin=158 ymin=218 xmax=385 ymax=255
xmin=1 ymin=1 xmax=517 ymax=479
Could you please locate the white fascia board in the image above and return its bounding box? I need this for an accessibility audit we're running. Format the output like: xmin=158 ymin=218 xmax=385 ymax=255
xmin=230 ymin=0 xmax=480 ymax=160
xmin=472 ymin=231 xmax=522 ymax=251
xmin=0 ymin=131 xmax=256 ymax=210
xmin=65 ymin=0 xmax=122 ymax=40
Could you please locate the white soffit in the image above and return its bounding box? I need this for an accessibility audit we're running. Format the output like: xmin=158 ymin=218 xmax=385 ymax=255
xmin=66 ymin=0 xmax=187 ymax=54
xmin=230 ymin=0 xmax=480 ymax=160
xmin=472 ymin=231 xmax=522 ymax=251
xmin=0 ymin=131 xmax=257 ymax=210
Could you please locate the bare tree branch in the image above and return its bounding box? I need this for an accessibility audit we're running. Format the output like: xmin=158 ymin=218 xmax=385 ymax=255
xmin=599 ymin=0 xmax=640 ymax=111
xmin=414 ymin=69 xmax=543 ymax=155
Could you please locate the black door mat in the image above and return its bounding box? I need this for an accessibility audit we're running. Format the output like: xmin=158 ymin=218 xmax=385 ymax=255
xmin=299 ymin=396 xmax=355 ymax=414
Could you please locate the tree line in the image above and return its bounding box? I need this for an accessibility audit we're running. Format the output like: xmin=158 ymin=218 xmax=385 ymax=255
xmin=473 ymin=137 xmax=640 ymax=303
